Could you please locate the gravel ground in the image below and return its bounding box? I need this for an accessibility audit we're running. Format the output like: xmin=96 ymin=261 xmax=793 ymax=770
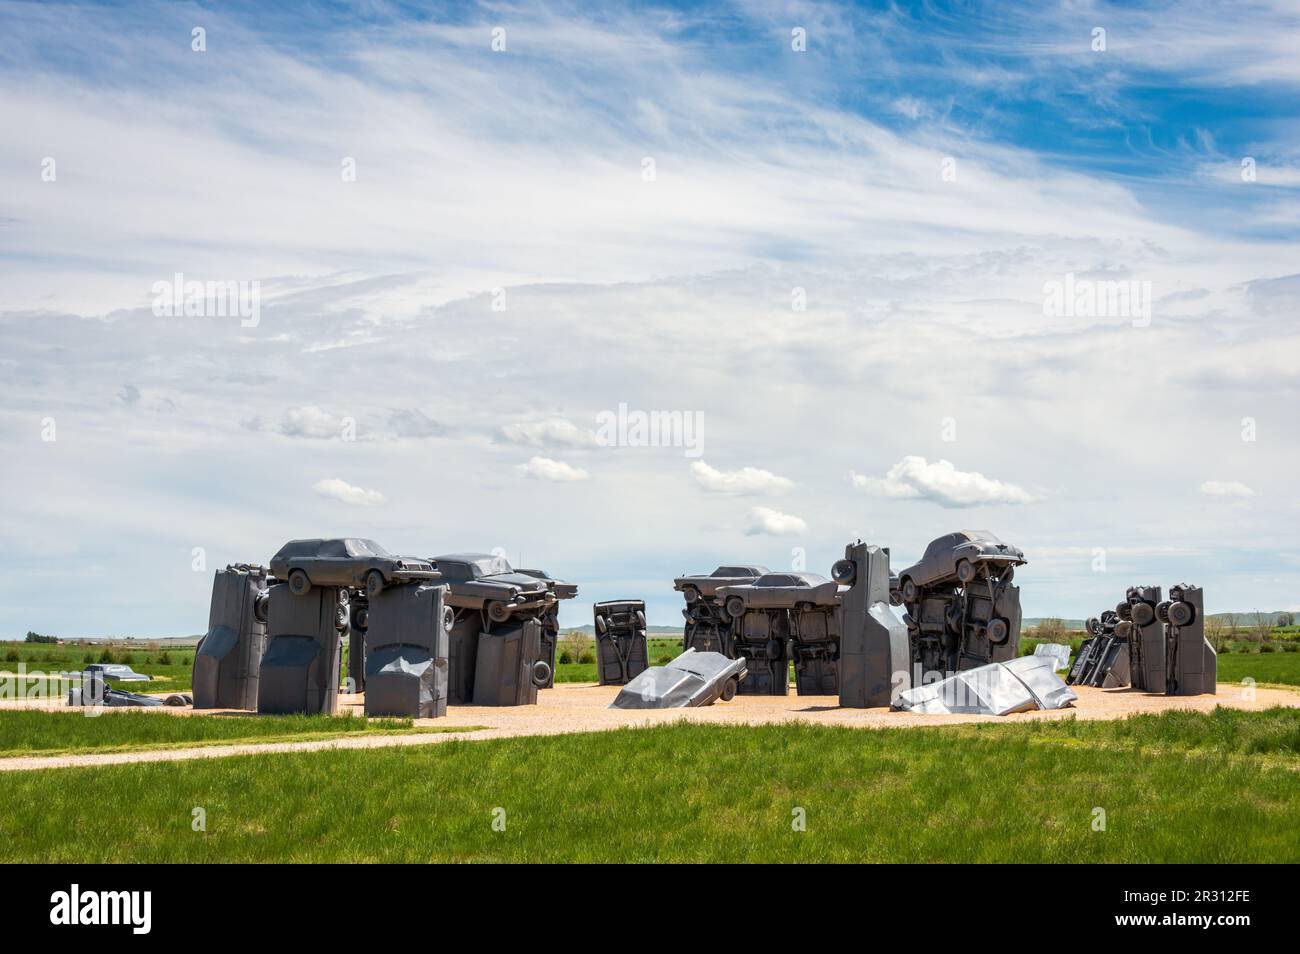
xmin=1 ymin=680 xmax=1296 ymax=773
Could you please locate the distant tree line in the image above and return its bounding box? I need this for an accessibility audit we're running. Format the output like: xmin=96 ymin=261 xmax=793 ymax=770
xmin=24 ymin=631 xmax=58 ymax=644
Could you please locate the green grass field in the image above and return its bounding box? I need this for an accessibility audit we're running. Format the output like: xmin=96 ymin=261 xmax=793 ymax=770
xmin=1 ymin=706 xmax=1297 ymax=863
xmin=0 ymin=710 xmax=455 ymax=758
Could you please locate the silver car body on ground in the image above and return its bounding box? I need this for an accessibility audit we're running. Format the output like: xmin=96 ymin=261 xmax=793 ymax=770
xmin=609 ymin=649 xmax=747 ymax=709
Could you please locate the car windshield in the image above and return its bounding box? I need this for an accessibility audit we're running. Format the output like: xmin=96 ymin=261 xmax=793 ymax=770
xmin=345 ymin=539 xmax=389 ymax=558
xmin=474 ymin=555 xmax=512 ymax=576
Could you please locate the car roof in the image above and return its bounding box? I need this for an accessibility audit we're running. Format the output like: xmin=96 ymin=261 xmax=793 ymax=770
xmin=431 ymin=552 xmax=496 ymax=563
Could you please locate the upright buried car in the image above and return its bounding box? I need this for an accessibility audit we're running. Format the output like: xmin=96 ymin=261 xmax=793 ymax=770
xmin=270 ymin=538 xmax=436 ymax=598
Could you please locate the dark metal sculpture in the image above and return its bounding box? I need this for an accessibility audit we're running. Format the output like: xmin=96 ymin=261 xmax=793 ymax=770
xmin=1160 ymin=584 xmax=1215 ymax=696
xmin=674 ymin=565 xmax=768 ymax=656
xmin=897 ymin=531 xmax=1024 ymax=679
xmin=194 ymin=563 xmax=269 ymax=710
xmin=256 ymin=583 xmax=348 ymax=715
xmin=593 ymin=599 xmax=650 ymax=685
xmin=1121 ymin=585 xmax=1166 ymax=692
xmin=717 ymin=572 xmax=842 ymax=695
xmin=1067 ymin=610 xmax=1130 ymax=687
xmin=270 ymin=538 xmax=436 ymax=598
xmin=363 ymin=581 xmax=451 ymax=718
xmin=472 ymin=617 xmax=552 ymax=706
xmin=833 ymin=542 xmax=910 ymax=708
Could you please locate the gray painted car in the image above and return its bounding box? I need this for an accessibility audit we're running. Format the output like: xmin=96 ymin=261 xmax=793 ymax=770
xmin=896 ymin=530 xmax=1025 ymax=602
xmin=270 ymin=538 xmax=436 ymax=598
xmin=429 ymin=552 xmax=556 ymax=623
xmin=609 ymin=649 xmax=747 ymax=709
xmin=672 ymin=565 xmax=770 ymax=602
xmin=716 ymin=572 xmax=841 ymax=619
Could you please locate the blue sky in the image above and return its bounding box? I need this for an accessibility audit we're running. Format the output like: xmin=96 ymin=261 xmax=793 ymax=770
xmin=1 ymin=0 xmax=1298 ymax=635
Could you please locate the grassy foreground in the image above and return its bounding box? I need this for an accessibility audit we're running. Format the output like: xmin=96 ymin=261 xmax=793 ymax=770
xmin=0 ymin=711 xmax=443 ymax=758
xmin=1 ymin=707 xmax=1297 ymax=863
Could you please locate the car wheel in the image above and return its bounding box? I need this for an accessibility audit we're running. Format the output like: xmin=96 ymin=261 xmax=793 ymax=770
xmin=720 ymin=677 xmax=738 ymax=702
xmin=352 ymin=605 xmax=369 ymax=631
xmin=288 ymin=569 xmax=311 ymax=596
xmin=683 ymin=586 xmax=699 ymax=604
xmin=725 ymin=595 xmax=746 ymax=620
xmin=365 ymin=570 xmax=386 ymax=598
xmin=1116 ymin=602 xmax=1132 ymax=621
xmin=442 ymin=606 xmax=455 ymax=632
xmin=831 ymin=559 xmax=856 ymax=585
xmin=1168 ymin=601 xmax=1195 ymax=627
xmin=487 ymin=600 xmax=511 ymax=624
xmin=1156 ymin=600 xmax=1171 ymax=623
xmin=253 ymin=591 xmax=270 ymax=623
xmin=634 ymin=609 xmax=646 ymax=628
xmin=1132 ymin=602 xmax=1155 ymax=626
xmin=956 ymin=559 xmax=976 ymax=584
xmin=987 ymin=618 xmax=1009 ymax=644
xmin=900 ymin=576 xmax=918 ymax=603
xmin=595 ymin=614 xmax=608 ymax=635
xmin=531 ymin=660 xmax=552 ymax=688
xmin=334 ymin=604 xmax=349 ymax=632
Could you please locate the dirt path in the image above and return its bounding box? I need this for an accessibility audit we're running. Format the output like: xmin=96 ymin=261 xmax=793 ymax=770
xmin=1 ymin=681 xmax=1296 ymax=773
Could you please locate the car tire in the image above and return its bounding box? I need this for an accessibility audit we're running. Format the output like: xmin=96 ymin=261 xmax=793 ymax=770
xmin=487 ymin=601 xmax=512 ymax=624
xmin=531 ymin=660 xmax=552 ymax=688
xmin=352 ymin=605 xmax=369 ymax=631
xmin=683 ymin=586 xmax=699 ymax=604
xmin=253 ymin=591 xmax=270 ymax=623
xmin=956 ymin=559 xmax=976 ymax=584
xmin=633 ymin=609 xmax=647 ymax=629
xmin=900 ymin=576 xmax=918 ymax=603
xmin=1168 ymin=601 xmax=1195 ymax=627
xmin=987 ymin=618 xmax=1010 ymax=644
xmin=334 ymin=604 xmax=350 ymax=632
xmin=595 ymin=614 xmax=608 ymax=635
xmin=1132 ymin=602 xmax=1155 ymax=626
xmin=831 ymin=559 xmax=856 ymax=585
xmin=288 ymin=569 xmax=311 ymax=596
xmin=442 ymin=606 xmax=455 ymax=632
xmin=1156 ymin=600 xmax=1172 ymax=624
xmin=725 ymin=595 xmax=746 ymax=620
xmin=720 ymin=677 xmax=738 ymax=702
xmin=365 ymin=571 xmax=385 ymax=598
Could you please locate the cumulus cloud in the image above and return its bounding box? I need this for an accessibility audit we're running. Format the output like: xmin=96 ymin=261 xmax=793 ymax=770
xmin=280 ymin=406 xmax=348 ymax=439
xmin=312 ymin=478 xmax=385 ymax=506
xmin=1200 ymin=480 xmax=1257 ymax=498
xmin=515 ymin=456 xmax=590 ymax=482
xmin=500 ymin=418 xmax=599 ymax=449
xmin=744 ymin=506 xmax=807 ymax=536
xmin=690 ymin=461 xmax=794 ymax=494
xmin=850 ymin=456 xmax=1036 ymax=508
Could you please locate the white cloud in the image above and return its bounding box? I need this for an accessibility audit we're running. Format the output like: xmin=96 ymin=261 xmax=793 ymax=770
xmin=515 ymin=456 xmax=590 ymax=482
xmin=1200 ymin=480 xmax=1257 ymax=498
xmin=501 ymin=419 xmax=599 ymax=449
xmin=850 ymin=457 xmax=1036 ymax=508
xmin=690 ymin=461 xmax=794 ymax=494
xmin=744 ymin=506 xmax=807 ymax=536
xmin=280 ymin=406 xmax=346 ymax=439
xmin=312 ymin=478 xmax=385 ymax=507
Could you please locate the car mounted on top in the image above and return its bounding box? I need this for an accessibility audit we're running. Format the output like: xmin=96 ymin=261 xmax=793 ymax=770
xmin=673 ymin=565 xmax=769 ymax=655
xmin=269 ymin=538 xmax=436 ymax=598
xmin=427 ymin=552 xmax=576 ymax=704
xmin=896 ymin=531 xmax=1026 ymax=679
